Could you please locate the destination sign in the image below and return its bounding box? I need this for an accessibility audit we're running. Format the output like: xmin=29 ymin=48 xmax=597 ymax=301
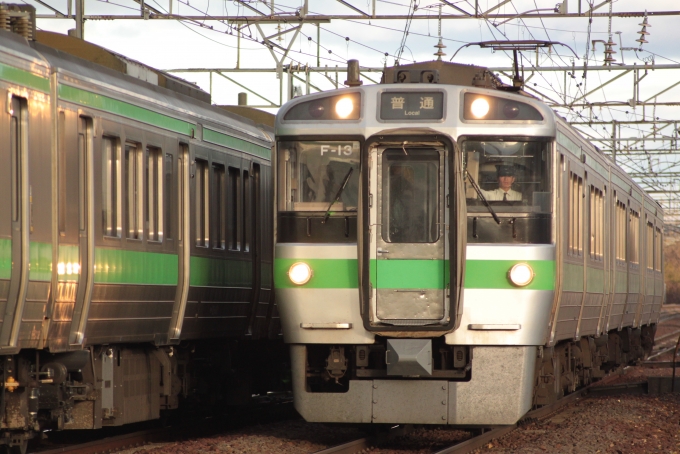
xmin=380 ymin=91 xmax=444 ymax=120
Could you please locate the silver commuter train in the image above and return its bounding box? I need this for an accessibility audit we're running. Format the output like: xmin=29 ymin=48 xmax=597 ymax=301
xmin=0 ymin=23 xmax=278 ymax=452
xmin=274 ymin=61 xmax=663 ymax=425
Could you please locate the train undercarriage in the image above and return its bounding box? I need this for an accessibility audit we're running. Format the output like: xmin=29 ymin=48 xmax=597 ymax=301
xmin=293 ymin=325 xmax=656 ymax=425
xmin=0 ymin=340 xmax=285 ymax=453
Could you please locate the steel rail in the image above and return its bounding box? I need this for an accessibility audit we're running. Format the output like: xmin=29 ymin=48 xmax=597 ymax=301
xmin=313 ymin=425 xmax=411 ymax=454
xmin=37 ymin=428 xmax=169 ymax=454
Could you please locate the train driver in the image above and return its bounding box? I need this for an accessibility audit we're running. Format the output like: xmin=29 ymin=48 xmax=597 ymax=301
xmin=480 ymin=165 xmax=522 ymax=201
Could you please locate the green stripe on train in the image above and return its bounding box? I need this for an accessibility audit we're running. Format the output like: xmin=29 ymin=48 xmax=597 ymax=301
xmin=464 ymin=260 xmax=555 ymax=290
xmin=59 ymin=84 xmax=195 ymax=136
xmin=274 ymin=258 xmax=555 ymax=290
xmin=58 ymin=85 xmax=269 ymax=158
xmin=0 ymin=239 xmax=255 ymax=287
xmin=203 ymin=128 xmax=270 ymax=159
xmin=0 ymin=61 xmax=50 ymax=92
xmin=95 ymin=248 xmax=178 ymax=285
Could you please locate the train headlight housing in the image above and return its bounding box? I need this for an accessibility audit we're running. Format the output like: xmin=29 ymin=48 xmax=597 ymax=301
xmin=463 ymin=93 xmax=543 ymax=121
xmin=283 ymin=92 xmax=361 ymax=121
xmin=508 ymin=263 xmax=534 ymax=287
xmin=470 ymin=98 xmax=490 ymax=118
xmin=289 ymin=262 xmax=313 ymax=285
xmin=334 ymin=97 xmax=354 ymax=118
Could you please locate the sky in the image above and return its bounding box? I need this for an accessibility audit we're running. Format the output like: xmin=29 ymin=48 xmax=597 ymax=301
xmin=30 ymin=0 xmax=680 ymax=211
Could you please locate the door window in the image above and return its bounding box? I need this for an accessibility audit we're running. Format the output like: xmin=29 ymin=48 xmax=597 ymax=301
xmin=381 ymin=148 xmax=439 ymax=243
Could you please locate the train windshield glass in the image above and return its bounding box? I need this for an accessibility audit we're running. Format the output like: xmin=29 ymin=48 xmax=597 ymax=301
xmin=463 ymin=139 xmax=551 ymax=213
xmin=277 ymin=141 xmax=360 ymax=212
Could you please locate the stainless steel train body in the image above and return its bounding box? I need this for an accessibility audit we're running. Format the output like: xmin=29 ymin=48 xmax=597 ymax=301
xmin=0 ymin=29 xmax=278 ymax=449
xmin=274 ymin=62 xmax=663 ymax=426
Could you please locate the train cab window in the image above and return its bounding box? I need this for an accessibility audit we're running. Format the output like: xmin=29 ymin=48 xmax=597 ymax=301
xmin=381 ymin=149 xmax=439 ymax=243
xmin=629 ymin=209 xmax=640 ymax=265
xmin=589 ymin=186 xmax=604 ymax=261
xmin=463 ymin=140 xmax=550 ymax=213
xmin=647 ymin=221 xmax=654 ymax=270
xmin=228 ymin=167 xmax=241 ymax=251
xmin=213 ymin=164 xmax=226 ymax=250
xmin=125 ymin=142 xmax=143 ymax=240
xmin=103 ymin=137 xmax=122 ymax=238
xmin=277 ymin=141 xmax=360 ymax=213
xmin=195 ymin=159 xmax=209 ymax=247
xmin=615 ymin=200 xmax=627 ymax=263
xmin=147 ymin=146 xmax=163 ymax=242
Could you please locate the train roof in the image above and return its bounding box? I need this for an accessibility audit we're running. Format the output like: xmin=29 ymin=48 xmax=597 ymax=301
xmin=27 ymin=35 xmax=272 ymax=147
xmin=0 ymin=27 xmax=274 ymax=150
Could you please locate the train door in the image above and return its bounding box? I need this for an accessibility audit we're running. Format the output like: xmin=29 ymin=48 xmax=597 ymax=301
xmin=68 ymin=116 xmax=95 ymax=346
xmin=0 ymin=96 xmax=29 ymax=350
xmin=369 ymin=141 xmax=448 ymax=326
xmin=168 ymin=143 xmax=190 ymax=341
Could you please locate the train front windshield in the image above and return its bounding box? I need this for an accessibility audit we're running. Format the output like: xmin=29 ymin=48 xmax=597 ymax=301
xmin=277 ymin=141 xmax=360 ymax=213
xmin=463 ymin=139 xmax=551 ymax=213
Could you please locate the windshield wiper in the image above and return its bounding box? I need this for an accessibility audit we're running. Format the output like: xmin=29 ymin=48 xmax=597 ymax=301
xmin=466 ymin=170 xmax=501 ymax=225
xmin=322 ymin=168 xmax=354 ymax=224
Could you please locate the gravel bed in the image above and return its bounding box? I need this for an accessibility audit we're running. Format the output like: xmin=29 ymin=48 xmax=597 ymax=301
xmin=116 ymin=420 xmax=365 ymax=454
xmin=472 ymin=393 xmax=680 ymax=454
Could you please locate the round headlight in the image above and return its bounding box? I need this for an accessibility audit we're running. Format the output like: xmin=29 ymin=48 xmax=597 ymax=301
xmin=508 ymin=263 xmax=534 ymax=287
xmin=470 ymin=98 xmax=490 ymax=119
xmin=503 ymin=102 xmax=520 ymax=119
xmin=289 ymin=262 xmax=313 ymax=285
xmin=308 ymin=101 xmax=325 ymax=118
xmin=335 ymin=97 xmax=354 ymax=119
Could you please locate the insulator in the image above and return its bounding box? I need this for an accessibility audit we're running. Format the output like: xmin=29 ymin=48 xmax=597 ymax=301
xmin=0 ymin=5 xmax=9 ymax=32
xmin=638 ymin=18 xmax=651 ymax=28
xmin=14 ymin=16 xmax=31 ymax=39
xmin=636 ymin=37 xmax=648 ymax=44
xmin=638 ymin=29 xmax=650 ymax=36
xmin=604 ymin=38 xmax=617 ymax=65
xmin=433 ymin=38 xmax=446 ymax=61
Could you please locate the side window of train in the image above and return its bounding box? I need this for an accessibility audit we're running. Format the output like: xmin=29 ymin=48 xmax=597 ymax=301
xmin=243 ymin=168 xmax=251 ymax=253
xmin=646 ymin=220 xmax=654 ymax=270
xmin=228 ymin=166 xmax=241 ymax=251
xmin=125 ymin=142 xmax=143 ymax=240
xmin=567 ymin=171 xmax=583 ymax=257
xmin=58 ymin=111 xmax=66 ymax=236
xmin=195 ymin=158 xmax=209 ymax=248
xmin=102 ymin=136 xmax=122 ymax=238
xmin=147 ymin=146 xmax=163 ymax=242
xmin=9 ymin=96 xmax=27 ymax=225
xmin=164 ymin=152 xmax=173 ymax=241
xmin=655 ymin=226 xmax=662 ymax=271
xmin=212 ymin=163 xmax=226 ymax=250
xmin=588 ymin=185 xmax=604 ymax=261
xmin=629 ymin=208 xmax=640 ymax=266
xmin=615 ymin=199 xmax=627 ymax=264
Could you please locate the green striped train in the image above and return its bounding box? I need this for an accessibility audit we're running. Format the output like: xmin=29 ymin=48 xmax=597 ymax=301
xmin=0 ymin=24 xmax=279 ymax=452
xmin=274 ymin=61 xmax=664 ymax=425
